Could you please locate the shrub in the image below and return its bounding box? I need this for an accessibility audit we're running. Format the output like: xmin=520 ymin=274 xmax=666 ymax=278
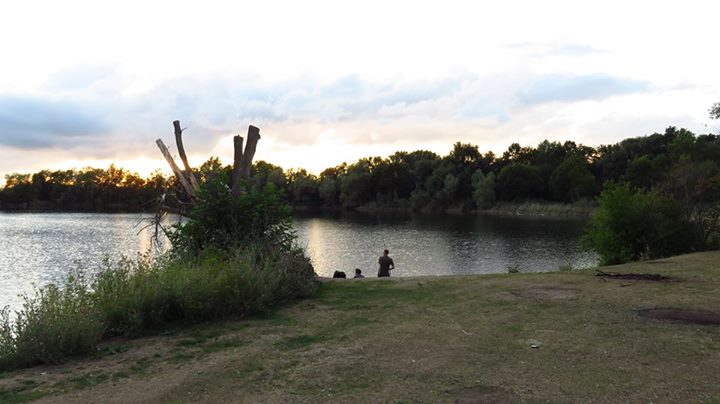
xmin=471 ymin=170 xmax=497 ymax=209
xmin=95 ymin=244 xmax=316 ymax=337
xmin=581 ymin=182 xmax=698 ymax=265
xmin=0 ymin=269 xmax=104 ymax=370
xmin=0 ymin=179 xmax=318 ymax=371
xmin=168 ymin=180 xmax=293 ymax=256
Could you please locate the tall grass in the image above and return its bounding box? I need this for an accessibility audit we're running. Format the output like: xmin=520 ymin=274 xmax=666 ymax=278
xmin=0 ymin=269 xmax=103 ymax=370
xmin=0 ymin=244 xmax=317 ymax=371
xmin=483 ymin=200 xmax=597 ymax=217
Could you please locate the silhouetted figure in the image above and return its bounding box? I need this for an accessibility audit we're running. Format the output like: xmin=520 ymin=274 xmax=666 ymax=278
xmin=353 ymin=268 xmax=365 ymax=278
xmin=333 ymin=270 xmax=346 ymax=278
xmin=377 ymin=249 xmax=394 ymax=277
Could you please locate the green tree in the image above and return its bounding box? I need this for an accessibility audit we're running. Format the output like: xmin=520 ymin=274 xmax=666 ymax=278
xmin=549 ymin=155 xmax=597 ymax=202
xmin=496 ymin=164 xmax=543 ymax=201
xmin=581 ymin=182 xmax=698 ymax=265
xmin=710 ymin=102 xmax=720 ymax=120
xmin=286 ymin=168 xmax=320 ymax=206
xmin=471 ymin=170 xmax=497 ymax=209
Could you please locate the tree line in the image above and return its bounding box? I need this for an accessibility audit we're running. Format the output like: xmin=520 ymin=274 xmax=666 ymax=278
xmin=2 ymin=126 xmax=719 ymax=213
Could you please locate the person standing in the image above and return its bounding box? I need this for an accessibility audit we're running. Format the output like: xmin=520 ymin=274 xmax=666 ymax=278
xmin=377 ymin=249 xmax=394 ymax=277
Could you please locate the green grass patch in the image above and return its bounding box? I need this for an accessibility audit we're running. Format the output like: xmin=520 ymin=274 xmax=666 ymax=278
xmin=99 ymin=343 xmax=131 ymax=356
xmin=0 ymin=386 xmax=48 ymax=403
xmin=129 ymin=357 xmax=152 ymax=374
xmin=3 ymin=251 xmax=720 ymax=402
xmin=203 ymin=336 xmax=249 ymax=353
xmin=168 ymin=352 xmax=196 ymax=364
xmin=61 ymin=371 xmax=110 ymax=390
xmin=111 ymin=371 xmax=129 ymax=380
xmin=277 ymin=334 xmax=330 ymax=350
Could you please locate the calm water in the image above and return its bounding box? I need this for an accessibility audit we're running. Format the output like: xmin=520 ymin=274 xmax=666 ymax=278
xmin=0 ymin=211 xmax=597 ymax=312
xmin=294 ymin=211 xmax=596 ymax=278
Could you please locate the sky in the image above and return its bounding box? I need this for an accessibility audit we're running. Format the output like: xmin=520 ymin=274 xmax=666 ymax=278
xmin=0 ymin=0 xmax=718 ymax=183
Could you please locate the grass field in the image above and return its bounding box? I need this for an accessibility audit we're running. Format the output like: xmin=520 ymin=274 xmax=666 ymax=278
xmin=1 ymin=251 xmax=719 ymax=403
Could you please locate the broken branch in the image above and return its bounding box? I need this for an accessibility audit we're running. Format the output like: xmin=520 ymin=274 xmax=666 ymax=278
xmin=173 ymin=120 xmax=200 ymax=192
xmin=155 ymin=139 xmax=196 ymax=199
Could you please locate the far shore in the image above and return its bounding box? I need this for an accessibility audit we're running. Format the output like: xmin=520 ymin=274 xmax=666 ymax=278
xmin=1 ymin=201 xmax=597 ymax=218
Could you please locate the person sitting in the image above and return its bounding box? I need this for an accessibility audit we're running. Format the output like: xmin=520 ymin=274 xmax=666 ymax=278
xmin=332 ymin=270 xmax=347 ymax=278
xmin=353 ymin=268 xmax=365 ymax=278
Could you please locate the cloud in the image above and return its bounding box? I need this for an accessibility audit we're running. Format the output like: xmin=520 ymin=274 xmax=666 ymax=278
xmin=0 ymin=96 xmax=110 ymax=148
xmin=0 ymin=67 xmax=657 ymax=167
xmin=518 ymin=73 xmax=650 ymax=105
xmin=507 ymin=42 xmax=606 ymax=57
xmin=43 ymin=65 xmax=120 ymax=92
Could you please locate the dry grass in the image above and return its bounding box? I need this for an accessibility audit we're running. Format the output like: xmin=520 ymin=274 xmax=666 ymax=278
xmin=2 ymin=251 xmax=720 ymax=403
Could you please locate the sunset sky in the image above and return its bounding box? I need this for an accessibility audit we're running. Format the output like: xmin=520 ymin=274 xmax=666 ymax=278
xmin=0 ymin=0 xmax=718 ymax=183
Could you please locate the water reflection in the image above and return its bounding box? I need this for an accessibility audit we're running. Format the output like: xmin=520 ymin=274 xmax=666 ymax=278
xmin=0 ymin=211 xmax=597 ymax=313
xmin=0 ymin=212 xmax=176 ymax=313
xmin=292 ymin=211 xmax=597 ymax=277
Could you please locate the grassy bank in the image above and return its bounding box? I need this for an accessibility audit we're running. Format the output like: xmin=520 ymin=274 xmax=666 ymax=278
xmin=1 ymin=251 xmax=720 ymax=402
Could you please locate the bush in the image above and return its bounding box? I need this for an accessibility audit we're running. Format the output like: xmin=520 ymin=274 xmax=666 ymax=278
xmin=581 ymin=182 xmax=698 ymax=265
xmin=168 ymin=180 xmax=293 ymax=256
xmin=0 ymin=179 xmax=318 ymax=371
xmin=95 ymin=244 xmax=316 ymax=337
xmin=0 ymin=269 xmax=104 ymax=370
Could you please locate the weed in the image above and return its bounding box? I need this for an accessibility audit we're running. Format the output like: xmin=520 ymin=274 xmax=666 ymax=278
xmin=168 ymin=353 xmax=195 ymax=364
xmin=63 ymin=371 xmax=109 ymax=390
xmin=0 ymin=243 xmax=317 ymax=372
xmin=277 ymin=334 xmax=329 ymax=350
xmin=203 ymin=336 xmax=249 ymax=353
xmin=0 ymin=386 xmax=47 ymax=403
xmin=99 ymin=343 xmax=131 ymax=356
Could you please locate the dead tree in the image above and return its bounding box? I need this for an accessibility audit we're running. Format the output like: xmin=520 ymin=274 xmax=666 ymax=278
xmin=155 ymin=120 xmax=261 ymax=213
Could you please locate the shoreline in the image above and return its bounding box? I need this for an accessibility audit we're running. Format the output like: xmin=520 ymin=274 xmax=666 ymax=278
xmin=2 ymin=201 xmax=597 ymax=218
xmin=2 ymin=251 xmax=718 ymax=402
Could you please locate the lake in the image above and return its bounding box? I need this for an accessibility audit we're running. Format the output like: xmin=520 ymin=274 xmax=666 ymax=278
xmin=0 ymin=211 xmax=597 ymax=312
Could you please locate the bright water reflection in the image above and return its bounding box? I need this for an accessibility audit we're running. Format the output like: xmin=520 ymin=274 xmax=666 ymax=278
xmin=0 ymin=212 xmax=597 ymax=312
xmin=0 ymin=212 xmax=178 ymax=313
xmin=293 ymin=212 xmax=597 ymax=277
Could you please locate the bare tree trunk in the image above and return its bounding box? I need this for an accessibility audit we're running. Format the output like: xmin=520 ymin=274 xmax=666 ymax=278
xmin=157 ymin=121 xmax=260 ymax=202
xmin=173 ymin=120 xmax=200 ymax=192
xmin=231 ymin=135 xmax=244 ymax=196
xmin=156 ymin=139 xmax=196 ymax=199
xmin=239 ymin=125 xmax=261 ymax=179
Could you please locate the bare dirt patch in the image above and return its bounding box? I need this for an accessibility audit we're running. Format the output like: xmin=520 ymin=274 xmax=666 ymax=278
xmin=512 ymin=287 xmax=579 ymax=301
xmin=638 ymin=308 xmax=720 ymax=326
xmin=596 ymin=270 xmax=677 ymax=282
xmin=448 ymin=385 xmax=515 ymax=404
